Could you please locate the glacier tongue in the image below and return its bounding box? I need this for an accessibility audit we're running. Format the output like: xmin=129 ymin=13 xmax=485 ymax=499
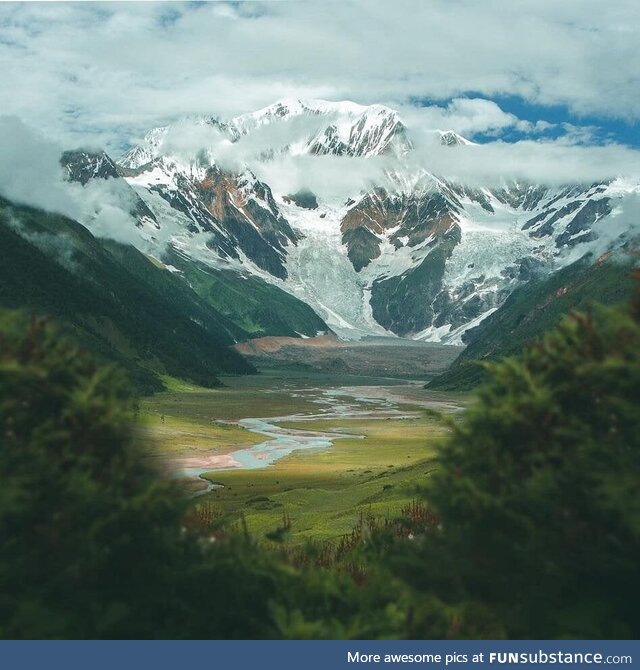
xmin=108 ymin=100 xmax=640 ymax=347
xmin=278 ymin=199 xmax=393 ymax=339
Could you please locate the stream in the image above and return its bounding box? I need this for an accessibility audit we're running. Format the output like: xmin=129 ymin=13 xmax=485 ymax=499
xmin=178 ymin=384 xmax=458 ymax=494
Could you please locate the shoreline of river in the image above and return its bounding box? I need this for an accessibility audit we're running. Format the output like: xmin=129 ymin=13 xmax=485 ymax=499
xmin=171 ymin=384 xmax=462 ymax=490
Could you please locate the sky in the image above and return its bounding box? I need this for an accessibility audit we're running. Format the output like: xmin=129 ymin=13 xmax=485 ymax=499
xmin=0 ymin=0 xmax=639 ymax=180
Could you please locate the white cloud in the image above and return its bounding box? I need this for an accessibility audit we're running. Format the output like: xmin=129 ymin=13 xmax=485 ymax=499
xmin=400 ymin=99 xmax=523 ymax=138
xmin=0 ymin=2 xmax=639 ymax=213
xmin=253 ymin=141 xmax=640 ymax=202
xmin=403 ymin=139 xmax=640 ymax=186
xmin=0 ymin=117 xmax=141 ymax=244
xmin=0 ymin=116 xmax=80 ymax=216
xmin=253 ymin=154 xmax=390 ymax=203
xmin=0 ymin=0 xmax=638 ymax=155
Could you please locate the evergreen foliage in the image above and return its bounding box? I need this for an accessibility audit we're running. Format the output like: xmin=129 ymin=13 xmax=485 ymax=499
xmin=395 ymin=286 xmax=640 ymax=637
xmin=0 ymin=312 xmax=396 ymax=638
xmin=0 ymin=312 xmax=183 ymax=636
xmin=430 ymin=255 xmax=636 ymax=390
xmin=1 ymin=280 xmax=638 ymax=639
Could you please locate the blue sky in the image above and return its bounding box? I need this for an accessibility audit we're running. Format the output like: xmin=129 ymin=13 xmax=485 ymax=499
xmin=485 ymin=96 xmax=640 ymax=148
xmin=0 ymin=0 xmax=638 ymax=179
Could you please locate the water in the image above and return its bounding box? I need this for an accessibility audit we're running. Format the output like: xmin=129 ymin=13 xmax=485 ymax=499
xmin=220 ymin=417 xmax=360 ymax=469
xmin=175 ymin=384 xmax=440 ymax=492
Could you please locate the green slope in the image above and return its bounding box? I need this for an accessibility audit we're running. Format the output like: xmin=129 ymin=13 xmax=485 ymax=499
xmin=163 ymin=248 xmax=328 ymax=339
xmin=0 ymin=197 xmax=255 ymax=392
xmin=429 ymin=254 xmax=637 ymax=390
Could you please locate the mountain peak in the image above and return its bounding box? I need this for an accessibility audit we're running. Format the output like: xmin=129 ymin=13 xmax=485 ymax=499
xmin=118 ymin=99 xmax=410 ymax=169
xmin=241 ymin=98 xmax=397 ymax=119
xmin=439 ymin=130 xmax=473 ymax=147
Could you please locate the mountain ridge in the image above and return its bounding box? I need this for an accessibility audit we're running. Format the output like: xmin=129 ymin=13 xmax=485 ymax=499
xmin=59 ymin=99 xmax=639 ymax=349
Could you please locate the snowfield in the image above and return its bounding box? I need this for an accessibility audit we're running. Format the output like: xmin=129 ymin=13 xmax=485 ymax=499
xmin=107 ymin=99 xmax=639 ymax=344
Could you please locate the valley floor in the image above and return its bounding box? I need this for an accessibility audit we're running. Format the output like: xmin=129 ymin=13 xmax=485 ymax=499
xmin=140 ymin=367 xmax=467 ymax=544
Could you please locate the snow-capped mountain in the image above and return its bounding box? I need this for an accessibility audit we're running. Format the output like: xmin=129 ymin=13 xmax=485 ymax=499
xmin=279 ymin=172 xmax=636 ymax=342
xmin=119 ymin=126 xmax=170 ymax=171
xmin=120 ymin=99 xmax=411 ymax=169
xmin=228 ymin=99 xmax=411 ymax=158
xmin=71 ymin=99 xmax=638 ymax=344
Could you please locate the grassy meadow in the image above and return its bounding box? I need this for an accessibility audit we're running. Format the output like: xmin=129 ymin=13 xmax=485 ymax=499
xmin=139 ymin=368 xmax=462 ymax=544
xmin=202 ymin=413 xmax=449 ymax=544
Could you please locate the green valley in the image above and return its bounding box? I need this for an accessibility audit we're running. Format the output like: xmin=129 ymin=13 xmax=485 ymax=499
xmin=0 ymin=196 xmax=330 ymax=392
xmin=429 ymin=253 xmax=638 ymax=390
xmin=140 ymin=369 xmax=463 ymax=544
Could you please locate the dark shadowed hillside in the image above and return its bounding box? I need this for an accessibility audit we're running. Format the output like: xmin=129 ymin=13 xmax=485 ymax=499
xmin=429 ymin=253 xmax=638 ymax=390
xmin=0 ymin=196 xmax=255 ymax=391
xmin=162 ymin=248 xmax=328 ymax=340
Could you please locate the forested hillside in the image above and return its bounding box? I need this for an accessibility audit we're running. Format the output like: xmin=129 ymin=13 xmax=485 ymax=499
xmin=429 ymin=254 xmax=637 ymax=390
xmin=0 ymin=196 xmax=254 ymax=391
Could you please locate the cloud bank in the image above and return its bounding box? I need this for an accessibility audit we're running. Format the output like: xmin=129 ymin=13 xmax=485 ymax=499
xmin=0 ymin=117 xmax=141 ymax=244
xmin=0 ymin=2 xmax=638 ymax=214
xmin=147 ymin=110 xmax=640 ymax=199
xmin=0 ymin=0 xmax=638 ymax=154
xmin=0 ymin=116 xmax=80 ymax=217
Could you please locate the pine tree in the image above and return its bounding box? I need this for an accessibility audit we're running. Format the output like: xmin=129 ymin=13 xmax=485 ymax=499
xmin=395 ymin=281 xmax=640 ymax=638
xmin=0 ymin=311 xmax=400 ymax=639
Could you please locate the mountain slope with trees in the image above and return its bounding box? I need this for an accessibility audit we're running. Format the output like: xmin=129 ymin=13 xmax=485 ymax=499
xmin=429 ymin=253 xmax=637 ymax=390
xmin=0 ymin=196 xmax=254 ymax=391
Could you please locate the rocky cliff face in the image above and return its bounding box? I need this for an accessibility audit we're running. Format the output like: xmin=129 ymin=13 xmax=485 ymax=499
xmin=63 ymin=100 xmax=637 ymax=344
xmin=60 ymin=149 xmax=158 ymax=229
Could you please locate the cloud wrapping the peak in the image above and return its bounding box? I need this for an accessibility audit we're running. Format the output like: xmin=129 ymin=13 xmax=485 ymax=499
xmin=400 ymin=99 xmax=525 ymax=138
xmin=1 ymin=0 xmax=638 ymax=152
xmin=141 ymin=107 xmax=640 ymax=195
xmin=0 ymin=117 xmax=142 ymax=244
xmin=404 ymin=139 xmax=640 ymax=187
xmin=0 ymin=1 xmax=638 ymax=206
xmin=0 ymin=116 xmax=80 ymax=216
